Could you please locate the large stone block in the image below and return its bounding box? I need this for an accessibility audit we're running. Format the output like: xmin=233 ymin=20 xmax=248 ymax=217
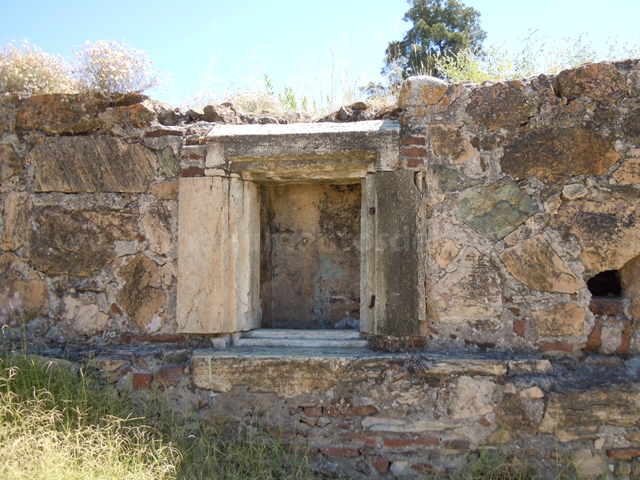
xmin=0 ymin=192 xmax=30 ymax=251
xmin=16 ymin=93 xmax=108 ymax=134
xmin=0 ymin=253 xmax=48 ymax=323
xmin=501 ymin=126 xmax=619 ymax=181
xmin=0 ymin=144 xmax=23 ymax=182
xmin=397 ymin=76 xmax=448 ymax=108
xmin=430 ymin=247 xmax=502 ymax=321
xmin=552 ymin=201 xmax=640 ymax=274
xmin=465 ymin=80 xmax=534 ymax=131
xmin=532 ymin=303 xmax=585 ymax=336
xmin=539 ymin=387 xmax=640 ymax=437
xmin=428 ymin=124 xmax=476 ymax=163
xmin=29 ymin=206 xmax=138 ymax=277
xmin=556 ymin=63 xmax=627 ymax=101
xmin=29 ymin=136 xmax=156 ymax=193
xmin=116 ymin=254 xmax=166 ymax=333
xmin=455 ymin=178 xmax=538 ymax=241
xmin=500 ymin=235 xmax=584 ymax=293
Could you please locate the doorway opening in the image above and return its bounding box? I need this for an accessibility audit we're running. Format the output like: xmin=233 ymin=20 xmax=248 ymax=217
xmin=260 ymin=183 xmax=362 ymax=330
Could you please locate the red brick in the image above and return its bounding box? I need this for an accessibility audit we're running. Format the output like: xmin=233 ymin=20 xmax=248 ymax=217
xmin=383 ymin=437 xmax=414 ymax=448
xmin=110 ymin=303 xmax=123 ymax=316
xmin=539 ymin=341 xmax=573 ymax=353
xmin=304 ymin=407 xmax=323 ymax=417
xmin=183 ymin=152 xmax=205 ymax=160
xmin=293 ymin=445 xmax=319 ymax=456
xmin=319 ymin=447 xmax=360 ymax=458
xmin=513 ymin=319 xmax=526 ymax=338
xmin=606 ymin=449 xmax=640 ymax=460
xmin=617 ymin=319 xmax=632 ymax=355
xmin=415 ymin=436 xmax=439 ymax=446
xmin=119 ymin=365 xmax=133 ymax=377
xmin=145 ymin=128 xmax=183 ymax=138
xmin=589 ymin=297 xmax=625 ymax=317
xmin=585 ymin=318 xmax=603 ymax=353
xmin=509 ymin=307 xmax=521 ymax=316
xmin=412 ymin=463 xmax=435 ymax=474
xmin=443 ymin=439 xmax=470 ymax=449
xmin=347 ymin=405 xmax=378 ymax=416
xmin=137 ymin=234 xmax=146 ymax=242
xmin=184 ymin=135 xmax=201 ymax=145
xmin=180 ymin=167 xmax=205 ymax=177
xmin=407 ymin=158 xmax=424 ymax=168
xmin=132 ymin=372 xmax=153 ymax=389
xmin=353 ymin=437 xmax=377 ymax=447
xmin=402 ymin=136 xmax=426 ymax=146
xmin=154 ymin=365 xmax=185 ymax=386
xmin=402 ymin=147 xmax=427 ymax=157
xmin=371 ymin=457 xmax=390 ymax=474
xmin=477 ymin=417 xmax=491 ymax=427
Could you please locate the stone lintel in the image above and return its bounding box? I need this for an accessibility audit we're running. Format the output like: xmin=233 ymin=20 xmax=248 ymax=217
xmin=205 ymin=120 xmax=400 ymax=175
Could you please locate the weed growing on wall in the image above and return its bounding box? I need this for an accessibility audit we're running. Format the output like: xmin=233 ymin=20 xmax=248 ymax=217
xmin=0 ymin=41 xmax=75 ymax=95
xmin=73 ymin=40 xmax=162 ymax=95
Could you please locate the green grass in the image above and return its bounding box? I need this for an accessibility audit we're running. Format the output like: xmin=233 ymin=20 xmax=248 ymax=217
xmin=0 ymin=353 xmax=315 ymax=480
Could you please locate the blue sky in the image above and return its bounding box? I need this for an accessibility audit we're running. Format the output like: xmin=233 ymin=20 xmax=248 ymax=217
xmin=2 ymin=0 xmax=639 ymax=106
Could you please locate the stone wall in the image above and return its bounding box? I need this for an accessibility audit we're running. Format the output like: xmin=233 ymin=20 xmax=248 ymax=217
xmin=399 ymin=60 xmax=640 ymax=357
xmin=2 ymin=61 xmax=640 ymax=478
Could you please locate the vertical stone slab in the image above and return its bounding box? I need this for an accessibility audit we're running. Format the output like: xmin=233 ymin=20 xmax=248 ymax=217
xmin=360 ymin=175 xmax=376 ymax=334
xmin=373 ymin=171 xmax=426 ymax=336
xmin=243 ymin=180 xmax=261 ymax=331
xmin=177 ymin=177 xmax=228 ymax=333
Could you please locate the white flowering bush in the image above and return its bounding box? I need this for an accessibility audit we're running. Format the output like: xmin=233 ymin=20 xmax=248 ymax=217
xmin=0 ymin=41 xmax=75 ymax=94
xmin=74 ymin=40 xmax=161 ymax=95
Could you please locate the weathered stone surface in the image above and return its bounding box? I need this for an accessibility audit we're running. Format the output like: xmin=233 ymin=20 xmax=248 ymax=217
xmin=149 ymin=180 xmax=179 ymax=200
xmin=465 ymin=80 xmax=534 ymax=131
xmin=0 ymin=253 xmax=48 ymax=323
xmin=431 ymin=237 xmax=459 ymax=269
xmin=432 ymin=164 xmax=482 ymax=191
xmin=455 ymin=178 xmax=538 ymax=241
xmin=430 ymin=247 xmax=502 ymax=320
xmin=622 ymin=109 xmax=640 ymax=142
xmin=613 ymin=157 xmax=640 ymax=185
xmin=0 ymin=192 xmax=30 ymax=251
xmin=442 ymin=375 xmax=496 ymax=419
xmin=561 ymin=183 xmax=588 ymax=201
xmin=100 ymin=99 xmax=157 ymax=128
xmin=425 ymin=358 xmax=507 ymax=376
xmin=398 ymin=76 xmax=448 ymax=108
xmin=116 ymin=254 xmax=166 ymax=333
xmin=500 ymin=235 xmax=584 ymax=293
xmin=502 ymin=126 xmax=619 ymax=181
xmin=552 ymin=201 xmax=640 ymax=274
xmin=532 ymin=303 xmax=585 ymax=336
xmin=156 ymin=146 xmax=179 ymax=178
xmin=556 ymin=63 xmax=627 ymax=101
xmin=142 ymin=200 xmax=173 ymax=255
xmin=192 ymin=350 xmax=401 ymax=398
xmin=362 ymin=416 xmax=451 ymax=432
xmin=495 ymin=395 xmax=540 ymax=432
xmin=177 ymin=177 xmax=261 ymax=334
xmin=30 ymin=206 xmax=138 ymax=276
xmin=0 ymin=144 xmax=22 ymax=182
xmin=61 ymin=296 xmax=109 ymax=338
xmin=0 ymin=95 xmax=19 ymax=134
xmin=29 ymin=136 xmax=156 ymax=193
xmin=572 ymin=449 xmax=604 ymax=480
xmin=429 ymin=124 xmax=476 ymax=163
xmin=16 ymin=93 xmax=108 ymax=133
xmin=620 ymin=255 xmax=640 ymax=299
xmin=539 ymin=386 xmax=640 ymax=436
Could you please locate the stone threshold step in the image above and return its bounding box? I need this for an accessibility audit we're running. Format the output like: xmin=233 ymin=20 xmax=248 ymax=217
xmin=241 ymin=329 xmax=363 ymax=340
xmin=233 ymin=338 xmax=369 ymax=348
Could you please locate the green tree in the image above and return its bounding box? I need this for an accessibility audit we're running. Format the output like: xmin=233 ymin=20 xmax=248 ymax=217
xmin=384 ymin=0 xmax=486 ymax=81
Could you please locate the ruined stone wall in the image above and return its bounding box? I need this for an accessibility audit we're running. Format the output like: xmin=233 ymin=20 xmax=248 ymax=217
xmin=399 ymin=60 xmax=640 ymax=357
xmin=0 ymin=93 xmax=193 ymax=343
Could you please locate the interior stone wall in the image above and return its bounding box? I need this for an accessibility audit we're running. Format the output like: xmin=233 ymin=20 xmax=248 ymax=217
xmin=260 ymin=183 xmax=361 ymax=330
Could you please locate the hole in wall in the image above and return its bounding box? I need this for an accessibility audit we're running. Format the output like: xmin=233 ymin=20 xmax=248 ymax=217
xmin=587 ymin=270 xmax=622 ymax=297
xmin=260 ymin=183 xmax=361 ymax=329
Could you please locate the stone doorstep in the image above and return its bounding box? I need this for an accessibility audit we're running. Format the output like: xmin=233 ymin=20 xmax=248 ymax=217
xmin=235 ymin=329 xmax=368 ymax=348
